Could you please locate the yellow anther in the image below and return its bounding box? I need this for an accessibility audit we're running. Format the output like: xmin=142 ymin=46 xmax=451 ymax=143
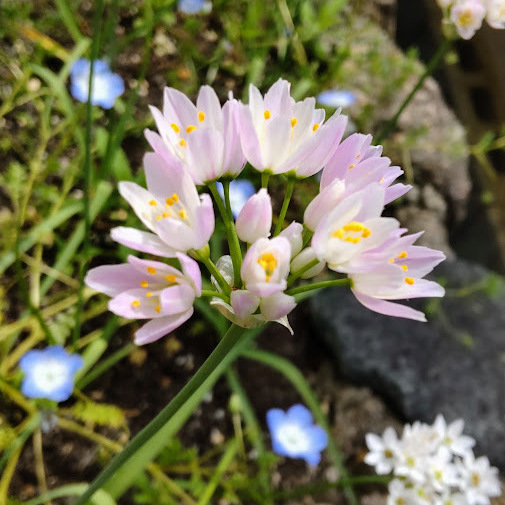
xmin=348 ymin=164 xmax=355 ymax=169
xmin=379 ymin=177 xmax=385 ymax=183
xmin=290 ymin=117 xmax=297 ymax=128
xmin=171 ymin=123 xmax=180 ymax=133
xmin=264 ymin=110 xmax=271 ymax=120
xmin=398 ymin=251 xmax=408 ymax=258
xmin=166 ymin=197 xmax=174 ymax=206
xmin=147 ymin=267 xmax=157 ymax=274
xmin=140 ymin=281 xmax=148 ymax=288
xmin=401 ymin=264 xmax=408 ymax=272
xmin=356 ymin=153 xmax=361 ymax=159
xmin=179 ymin=139 xmax=186 ymax=147
xmin=389 ymin=258 xmax=395 ymax=263
xmin=257 ymin=252 xmax=278 ymax=281
xmin=472 ymin=473 xmax=480 ymax=486
xmin=332 ymin=221 xmax=371 ymax=241
xmin=149 ymin=200 xmax=157 ymax=206
xmin=162 ymin=212 xmax=170 ymax=218
xmin=172 ymin=193 xmax=179 ymax=202
xmin=155 ymin=305 xmax=161 ymax=313
xmin=405 ymin=277 xmax=415 ymax=285
xmin=186 ymin=125 xmax=197 ymax=134
xmin=131 ymin=300 xmax=141 ymax=308
xmin=198 ymin=111 xmax=205 ymax=122
xmin=345 ymin=236 xmax=361 ymax=244
xmin=312 ymin=123 xmax=320 ymax=132
xmin=179 ymin=209 xmax=188 ymax=219
xmin=146 ymin=292 xmax=153 ymax=298
xmin=165 ymin=274 xmax=176 ymax=283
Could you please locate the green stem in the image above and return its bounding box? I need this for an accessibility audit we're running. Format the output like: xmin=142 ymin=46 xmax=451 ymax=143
xmin=287 ymin=258 xmax=319 ymax=285
xmin=376 ymin=37 xmax=452 ymax=144
xmin=201 ymin=289 xmax=228 ymax=301
xmin=223 ymin=180 xmax=243 ymax=280
xmin=286 ymin=278 xmax=350 ymax=297
xmin=74 ymin=324 xmax=247 ymax=505
xmin=208 ymin=183 xmax=242 ymax=288
xmin=302 ymin=226 xmax=313 ymax=248
xmin=192 ymin=250 xmax=231 ymax=297
xmin=261 ymin=173 xmax=270 ymax=190
xmin=73 ymin=0 xmax=105 ymax=349
xmin=274 ymin=178 xmax=295 ymax=236
xmin=242 ymin=349 xmax=358 ymax=505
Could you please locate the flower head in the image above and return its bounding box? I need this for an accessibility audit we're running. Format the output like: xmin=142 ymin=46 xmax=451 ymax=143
xmin=238 ymin=79 xmax=347 ymax=178
xmin=85 ymin=253 xmax=201 ymax=345
xmin=111 ymin=153 xmax=215 ymax=257
xmin=19 ymin=346 xmax=84 ymax=402
xmin=70 ymin=59 xmax=124 ymax=109
xmin=266 ymin=404 xmax=328 ymax=465
xmin=450 ymin=0 xmax=487 ymax=39
xmin=235 ymin=188 xmax=272 ymax=243
xmin=146 ymin=86 xmax=245 ymax=184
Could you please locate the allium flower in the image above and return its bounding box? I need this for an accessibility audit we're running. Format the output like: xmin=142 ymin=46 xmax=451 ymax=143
xmin=111 ymin=153 xmax=215 ymax=257
xmin=177 ymin=0 xmax=211 ymax=14
xmin=486 ymin=0 xmax=505 ymax=29
xmin=450 ymin=0 xmax=487 ymax=39
xmin=364 ymin=427 xmax=401 ymax=475
xmin=458 ymin=453 xmax=501 ymax=505
xmin=316 ymin=88 xmax=356 ymax=108
xmin=311 ymin=184 xmax=400 ymax=272
xmin=70 ymin=59 xmax=124 ymax=109
xmin=238 ymin=79 xmax=347 ymax=178
xmin=85 ymin=253 xmax=201 ymax=345
xmin=19 ymin=346 xmax=84 ymax=402
xmin=215 ymin=179 xmax=256 ymax=218
xmin=241 ymin=236 xmax=291 ymax=297
xmin=209 ymin=255 xmax=296 ymax=333
xmin=266 ymin=404 xmax=328 ymax=465
xmin=146 ymin=86 xmax=245 ymax=184
xmin=235 ymin=188 xmax=272 ymax=243
xmin=433 ymin=414 xmax=475 ymax=457
xmin=347 ymin=228 xmax=445 ymax=321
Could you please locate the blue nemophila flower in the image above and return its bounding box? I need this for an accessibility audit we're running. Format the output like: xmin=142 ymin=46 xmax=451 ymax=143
xmin=70 ymin=58 xmax=124 ymax=109
xmin=178 ymin=0 xmax=212 ymax=14
xmin=316 ymin=89 xmax=356 ymax=108
xmin=266 ymin=404 xmax=328 ymax=465
xmin=216 ymin=179 xmax=256 ymax=219
xmin=19 ymin=346 xmax=84 ymax=402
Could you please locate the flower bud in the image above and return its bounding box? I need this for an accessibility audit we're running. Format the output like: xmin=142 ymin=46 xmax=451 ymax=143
xmin=236 ymin=188 xmax=272 ymax=243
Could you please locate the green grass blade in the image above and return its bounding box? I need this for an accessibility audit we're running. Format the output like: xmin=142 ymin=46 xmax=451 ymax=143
xmin=53 ymin=0 xmax=84 ymax=43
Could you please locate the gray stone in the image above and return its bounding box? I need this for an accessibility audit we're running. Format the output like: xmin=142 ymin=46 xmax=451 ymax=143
xmin=309 ymin=258 xmax=505 ymax=469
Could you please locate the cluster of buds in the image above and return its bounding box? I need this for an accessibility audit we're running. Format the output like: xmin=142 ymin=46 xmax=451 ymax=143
xmin=438 ymin=0 xmax=505 ymax=39
xmin=85 ymin=79 xmax=446 ymax=345
xmin=365 ymin=416 xmax=501 ymax=505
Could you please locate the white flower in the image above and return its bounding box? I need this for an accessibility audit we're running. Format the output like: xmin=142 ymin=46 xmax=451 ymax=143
xmin=433 ymin=415 xmax=475 ymax=457
xmin=457 ymin=453 xmax=501 ymax=505
xmin=450 ymin=0 xmax=486 ymax=39
xmin=364 ymin=427 xmax=401 ymax=474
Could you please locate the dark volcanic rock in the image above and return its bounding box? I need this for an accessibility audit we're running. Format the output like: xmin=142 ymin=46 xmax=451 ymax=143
xmin=309 ymin=258 xmax=505 ymax=469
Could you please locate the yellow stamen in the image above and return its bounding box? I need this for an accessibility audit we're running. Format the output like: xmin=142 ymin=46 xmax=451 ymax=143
xmin=140 ymin=281 xmax=148 ymax=288
xmin=155 ymin=305 xmax=161 ymax=313
xmin=165 ymin=274 xmax=176 ymax=283
xmin=405 ymin=277 xmax=415 ymax=285
xmin=257 ymin=252 xmax=278 ymax=281
xmin=198 ymin=111 xmax=205 ymax=122
xmin=131 ymin=300 xmax=141 ymax=308
xmin=147 ymin=267 xmax=157 ymax=274
xmin=290 ymin=117 xmax=297 ymax=127
xmin=332 ymin=221 xmax=371 ymax=242
xmin=379 ymin=177 xmax=385 ymax=183
xmin=172 ymin=193 xmax=179 ymax=202
xmin=179 ymin=209 xmax=187 ymax=219
xmin=401 ymin=264 xmax=408 ymax=272
xmin=186 ymin=125 xmax=197 ymax=134
xmin=171 ymin=123 xmax=180 ymax=133
xmin=348 ymin=164 xmax=355 ymax=169
xmin=149 ymin=200 xmax=157 ymax=206
xmin=398 ymin=251 xmax=408 ymax=258
xmin=264 ymin=110 xmax=271 ymax=120
xmin=312 ymin=123 xmax=320 ymax=132
xmin=389 ymin=258 xmax=395 ymax=263
xmin=179 ymin=139 xmax=186 ymax=147
xmin=146 ymin=292 xmax=153 ymax=298
xmin=166 ymin=197 xmax=174 ymax=206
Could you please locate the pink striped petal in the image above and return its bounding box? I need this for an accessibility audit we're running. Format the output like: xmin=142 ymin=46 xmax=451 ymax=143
xmin=111 ymin=227 xmax=176 ymax=257
xmin=134 ymin=309 xmax=194 ymax=345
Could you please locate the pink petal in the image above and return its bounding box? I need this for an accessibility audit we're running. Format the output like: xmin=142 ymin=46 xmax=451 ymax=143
xmin=177 ymin=252 xmax=202 ymax=295
xmin=111 ymin=227 xmax=176 ymax=257
xmin=163 ymin=87 xmax=197 ymax=127
xmin=222 ymin=100 xmax=246 ymax=176
xmin=238 ymin=105 xmax=264 ymax=170
xmin=193 ymin=193 xmax=215 ymax=249
xmin=352 ymin=290 xmax=427 ymax=322
xmin=263 ymin=79 xmax=292 ymax=116
xmin=196 ymin=85 xmax=223 ymax=131
xmin=85 ymin=264 xmax=145 ymax=297
xmin=259 ymin=292 xmax=296 ymax=320
xmin=236 ymin=188 xmax=272 ymax=243
xmin=230 ymin=290 xmax=260 ymax=319
xmin=109 ymin=288 xmax=161 ymax=319
xmin=118 ymin=182 xmax=156 ymax=231
xmin=160 ymin=284 xmax=195 ymax=315
xmin=263 ymin=116 xmax=291 ymax=171
xmin=186 ymin=128 xmax=225 ymax=182
xmin=134 ymin=309 xmax=194 ymax=345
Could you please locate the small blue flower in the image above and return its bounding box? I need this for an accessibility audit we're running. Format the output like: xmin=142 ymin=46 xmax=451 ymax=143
xmin=216 ymin=179 xmax=256 ymax=219
xmin=266 ymin=404 xmax=328 ymax=466
xmin=178 ymin=0 xmax=212 ymax=14
xmin=70 ymin=58 xmax=124 ymax=109
xmin=19 ymin=346 xmax=84 ymax=402
xmin=316 ymin=89 xmax=356 ymax=108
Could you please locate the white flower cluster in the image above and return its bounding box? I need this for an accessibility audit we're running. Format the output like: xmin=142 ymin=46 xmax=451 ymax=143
xmin=438 ymin=0 xmax=505 ymax=39
xmin=365 ymin=415 xmax=501 ymax=505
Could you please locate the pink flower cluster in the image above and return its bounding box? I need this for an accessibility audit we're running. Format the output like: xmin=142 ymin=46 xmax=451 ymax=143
xmin=438 ymin=0 xmax=505 ymax=39
xmin=86 ymin=79 xmax=445 ymax=344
